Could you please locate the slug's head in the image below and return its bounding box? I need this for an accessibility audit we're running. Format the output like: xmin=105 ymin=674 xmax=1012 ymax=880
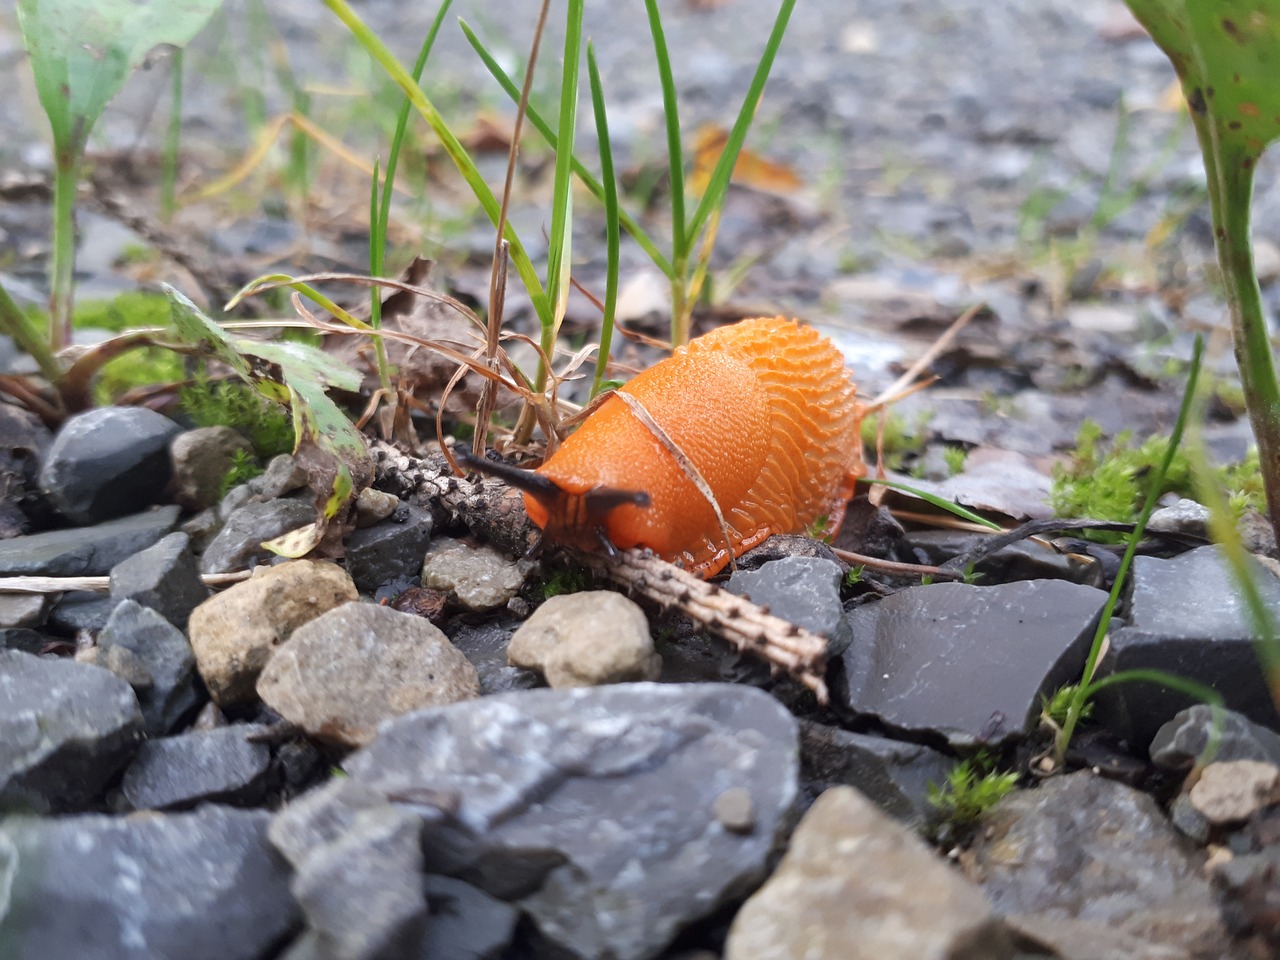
xmin=455 ymin=449 xmax=651 ymax=556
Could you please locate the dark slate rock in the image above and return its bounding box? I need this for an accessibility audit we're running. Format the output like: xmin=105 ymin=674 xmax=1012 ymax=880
xmin=968 ymin=771 xmax=1235 ymax=958
xmin=342 ymin=503 xmax=433 ymax=593
xmin=38 ymin=406 xmax=182 ymax=524
xmin=289 ymin=805 xmax=428 ymax=960
xmin=904 ymin=528 xmax=1084 ymax=582
xmin=0 ymin=650 xmax=143 ymax=813
xmin=1096 ymin=546 xmax=1280 ymax=748
xmin=200 ymin=497 xmax=316 ymax=574
xmin=799 ymin=720 xmax=954 ymax=824
xmin=98 ymin=600 xmax=201 ymax=736
xmin=121 ymin=725 xmax=272 ymax=810
xmin=0 ymin=628 xmax=49 ymax=653
xmin=448 ymin=618 xmax=541 ymax=695
xmin=836 ymin=579 xmax=1108 ymax=746
xmin=47 ymin=591 xmax=123 ymax=633
xmin=0 ymin=593 xmax=47 ymax=629
xmin=727 ymin=556 xmax=853 ymax=655
xmin=0 ymin=504 xmax=181 ymax=577
xmin=1151 ymin=705 xmax=1280 ymax=773
xmin=421 ymin=874 xmax=520 ymax=960
xmin=341 ymin=683 xmax=798 ymax=960
xmin=0 ymin=805 xmax=300 ymax=960
xmin=109 ymin=531 xmax=209 ymax=630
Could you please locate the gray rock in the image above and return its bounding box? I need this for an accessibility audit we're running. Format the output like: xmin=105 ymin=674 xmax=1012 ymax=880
xmin=109 ymin=531 xmax=209 ymax=630
xmin=967 ymin=771 xmax=1234 ymax=958
xmin=170 ymin=425 xmax=255 ymax=511
xmin=724 ymin=785 xmax=1013 ymax=960
xmin=38 ymin=406 xmax=182 ymax=524
xmin=508 ymin=591 xmax=662 ymax=688
xmin=420 ymin=536 xmax=533 ymax=611
xmin=727 ymin=556 xmax=853 ymax=654
xmin=0 ymin=505 xmax=181 ymax=577
xmin=1004 ymin=913 xmax=1194 ymax=960
xmin=290 ymin=805 xmax=428 ymax=960
xmin=1151 ymin=705 xmax=1280 ymax=772
xmin=98 ymin=599 xmax=201 ymax=736
xmin=200 ymin=496 xmax=317 ymax=574
xmin=0 ymin=628 xmax=48 ymax=654
xmin=837 ymin=579 xmax=1108 ymax=746
xmin=1147 ymin=498 xmax=1211 ymax=538
xmin=449 ymin=619 xmax=541 ymax=695
xmin=1096 ymin=546 xmax=1280 ymax=748
xmin=0 ymin=650 xmax=143 ymax=813
xmin=0 ymin=805 xmax=300 ymax=960
xmin=47 ymin=591 xmax=123 ymax=633
xmin=421 ymin=874 xmax=520 ymax=960
xmin=0 ymin=592 xmax=47 ymax=629
xmin=799 ymin=720 xmax=955 ymax=824
xmin=343 ymin=502 xmax=433 ymax=593
xmin=341 ymin=683 xmax=798 ymax=960
xmin=189 ymin=560 xmax=358 ymax=706
xmin=121 ymin=725 xmax=273 ymax=810
xmin=256 ymin=601 xmax=480 ymax=747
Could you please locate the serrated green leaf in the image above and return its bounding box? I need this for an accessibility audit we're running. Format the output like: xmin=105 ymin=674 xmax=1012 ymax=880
xmin=17 ymin=0 xmax=221 ymax=155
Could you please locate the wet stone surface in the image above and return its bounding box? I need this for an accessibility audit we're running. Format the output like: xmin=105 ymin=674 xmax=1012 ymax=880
xmin=836 ymin=579 xmax=1108 ymax=746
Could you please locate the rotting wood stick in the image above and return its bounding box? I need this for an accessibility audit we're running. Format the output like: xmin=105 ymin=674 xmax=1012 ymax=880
xmin=575 ymin=547 xmax=831 ymax=702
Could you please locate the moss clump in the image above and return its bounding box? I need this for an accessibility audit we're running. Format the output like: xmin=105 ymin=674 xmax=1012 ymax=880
xmin=178 ymin=378 xmax=295 ymax=459
xmin=927 ymin=752 xmax=1019 ymax=828
xmin=1050 ymin=419 xmax=1263 ymax=541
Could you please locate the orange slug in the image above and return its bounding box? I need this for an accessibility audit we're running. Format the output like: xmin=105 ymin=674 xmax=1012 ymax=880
xmin=470 ymin=316 xmax=865 ymax=578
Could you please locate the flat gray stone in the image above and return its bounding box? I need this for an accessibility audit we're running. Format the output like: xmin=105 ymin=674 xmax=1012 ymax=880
xmin=121 ymin=725 xmax=272 ymax=811
xmin=837 ymin=579 xmax=1108 ymax=746
xmin=341 ymin=682 xmax=799 ymax=960
xmin=799 ymin=720 xmax=954 ymax=824
xmin=727 ymin=556 xmax=853 ymax=654
xmin=0 ymin=650 xmax=143 ymax=813
xmin=200 ymin=497 xmax=316 ymax=574
xmin=0 ymin=805 xmax=299 ymax=960
xmin=1096 ymin=546 xmax=1280 ymax=748
xmin=0 ymin=505 xmax=181 ymax=577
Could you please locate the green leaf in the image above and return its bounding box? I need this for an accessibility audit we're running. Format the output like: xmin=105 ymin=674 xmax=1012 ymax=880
xmin=17 ymin=0 xmax=222 ymax=156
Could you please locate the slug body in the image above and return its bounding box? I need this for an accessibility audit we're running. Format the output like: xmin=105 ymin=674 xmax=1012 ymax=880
xmin=526 ymin=316 xmax=864 ymax=577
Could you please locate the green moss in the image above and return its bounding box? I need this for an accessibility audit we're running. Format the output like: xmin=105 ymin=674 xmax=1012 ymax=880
xmin=861 ymin=409 xmax=932 ymax=472
xmin=72 ymin=290 xmax=172 ymax=332
xmin=220 ymin=447 xmax=264 ymax=497
xmin=927 ymin=752 xmax=1019 ymax=828
xmin=942 ymin=445 xmax=968 ymax=477
xmin=1051 ymin=420 xmax=1264 ymax=542
xmin=93 ymin=349 xmax=187 ymax=405
xmin=178 ymin=378 xmax=295 ymax=457
xmin=537 ymin=563 xmax=593 ymax=600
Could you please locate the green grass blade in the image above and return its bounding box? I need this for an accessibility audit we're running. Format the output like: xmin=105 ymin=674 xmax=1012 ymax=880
xmin=686 ymin=0 xmax=796 ymax=241
xmin=1054 ymin=333 xmax=1205 ymax=764
xmin=545 ymin=0 xmax=584 ymax=335
xmin=643 ymin=0 xmax=686 ymax=258
xmin=587 ymin=42 xmax=619 ymax=399
xmin=862 ymin=477 xmax=1004 ymax=531
xmin=324 ymin=0 xmax=549 ymax=324
xmin=375 ymin=0 xmax=451 ymax=269
xmin=459 ymin=20 xmax=672 ymax=277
